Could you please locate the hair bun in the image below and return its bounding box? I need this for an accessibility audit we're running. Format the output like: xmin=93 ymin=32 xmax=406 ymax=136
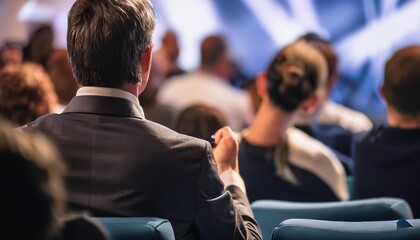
xmin=266 ymin=40 xmax=327 ymax=112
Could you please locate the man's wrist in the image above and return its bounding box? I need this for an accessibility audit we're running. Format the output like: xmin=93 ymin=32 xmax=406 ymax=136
xmin=219 ymin=169 xmax=247 ymax=194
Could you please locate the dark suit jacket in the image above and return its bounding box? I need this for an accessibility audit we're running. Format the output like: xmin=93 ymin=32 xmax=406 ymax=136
xmin=22 ymin=95 xmax=261 ymax=240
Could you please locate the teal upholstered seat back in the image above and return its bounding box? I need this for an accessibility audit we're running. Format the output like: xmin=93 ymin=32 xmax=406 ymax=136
xmin=272 ymin=218 xmax=420 ymax=240
xmin=251 ymin=197 xmax=413 ymax=240
xmin=347 ymin=176 xmax=354 ymax=200
xmin=94 ymin=217 xmax=175 ymax=240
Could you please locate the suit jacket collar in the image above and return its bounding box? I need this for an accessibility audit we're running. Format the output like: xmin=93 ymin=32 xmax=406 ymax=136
xmin=63 ymin=95 xmax=145 ymax=119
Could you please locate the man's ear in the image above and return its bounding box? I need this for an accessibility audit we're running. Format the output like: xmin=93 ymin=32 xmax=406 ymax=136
xmin=380 ymin=85 xmax=386 ymax=100
xmin=139 ymin=44 xmax=153 ymax=93
xmin=300 ymin=94 xmax=319 ymax=114
xmin=380 ymin=85 xmax=390 ymax=107
xmin=256 ymin=72 xmax=267 ymax=98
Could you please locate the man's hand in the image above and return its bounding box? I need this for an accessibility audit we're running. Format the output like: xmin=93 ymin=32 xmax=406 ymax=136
xmin=212 ymin=126 xmax=239 ymax=175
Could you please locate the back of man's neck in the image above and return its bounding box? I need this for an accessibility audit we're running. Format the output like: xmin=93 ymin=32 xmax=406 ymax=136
xmin=387 ymin=112 xmax=420 ymax=128
xmin=118 ymin=83 xmax=140 ymax=97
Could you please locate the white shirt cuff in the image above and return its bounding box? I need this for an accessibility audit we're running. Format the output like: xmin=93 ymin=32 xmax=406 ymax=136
xmin=219 ymin=170 xmax=247 ymax=195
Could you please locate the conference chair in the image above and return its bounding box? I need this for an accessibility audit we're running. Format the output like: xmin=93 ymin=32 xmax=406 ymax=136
xmin=61 ymin=215 xmax=175 ymax=240
xmin=251 ymin=197 xmax=413 ymax=240
xmin=272 ymin=218 xmax=420 ymax=240
xmin=94 ymin=217 xmax=175 ymax=240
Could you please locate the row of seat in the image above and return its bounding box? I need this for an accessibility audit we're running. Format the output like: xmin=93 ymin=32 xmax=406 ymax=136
xmin=65 ymin=197 xmax=420 ymax=240
xmin=272 ymin=218 xmax=420 ymax=240
xmin=61 ymin=215 xmax=175 ymax=240
xmin=251 ymin=198 xmax=420 ymax=239
xmin=251 ymin=197 xmax=413 ymax=240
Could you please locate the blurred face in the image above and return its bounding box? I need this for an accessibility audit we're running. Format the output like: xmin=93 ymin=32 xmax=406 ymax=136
xmin=1 ymin=47 xmax=23 ymax=69
xmin=164 ymin=33 xmax=180 ymax=62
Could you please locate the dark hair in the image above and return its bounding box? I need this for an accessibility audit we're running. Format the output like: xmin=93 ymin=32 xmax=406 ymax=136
xmin=28 ymin=25 xmax=54 ymax=44
xmin=200 ymin=35 xmax=227 ymax=68
xmin=67 ymin=0 xmax=155 ymax=87
xmin=299 ymin=32 xmax=337 ymax=85
xmin=174 ymin=104 xmax=227 ymax=141
xmin=23 ymin=25 xmax=54 ymax=69
xmin=0 ymin=118 xmax=66 ymax=240
xmin=266 ymin=40 xmax=327 ymax=112
xmin=384 ymin=45 xmax=420 ymax=115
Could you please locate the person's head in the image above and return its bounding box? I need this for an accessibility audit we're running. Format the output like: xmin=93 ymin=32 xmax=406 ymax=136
xmin=174 ymin=104 xmax=227 ymax=141
xmin=382 ymin=45 xmax=420 ymax=126
xmin=298 ymin=32 xmax=338 ymax=96
xmin=25 ymin=25 xmax=55 ymax=68
xmin=0 ymin=42 xmax=23 ymax=71
xmin=200 ymin=35 xmax=232 ymax=79
xmin=253 ymin=41 xmax=327 ymax=185
xmin=0 ymin=118 xmax=66 ymax=240
xmin=0 ymin=62 xmax=57 ymax=125
xmin=256 ymin=40 xmax=327 ymax=115
xmin=47 ymin=49 xmax=78 ymax=105
xmin=28 ymin=25 xmax=54 ymax=48
xmin=67 ymin=0 xmax=155 ymax=93
xmin=162 ymin=30 xmax=180 ymax=62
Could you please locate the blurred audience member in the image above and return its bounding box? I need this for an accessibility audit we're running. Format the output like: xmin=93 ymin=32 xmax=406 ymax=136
xmin=0 ymin=63 xmax=57 ymax=125
xmin=0 ymin=117 xmax=66 ymax=240
xmin=0 ymin=42 xmax=23 ymax=71
xmin=47 ymin=49 xmax=78 ymax=113
xmin=292 ymin=33 xmax=373 ymax=174
xmin=138 ymin=63 xmax=178 ymax=128
xmin=23 ymin=24 xmax=55 ymax=69
xmin=294 ymin=33 xmax=373 ymax=132
xmin=175 ymin=104 xmax=227 ymax=141
xmin=158 ymin=35 xmax=252 ymax=131
xmin=229 ymin=61 xmax=250 ymax=88
xmin=153 ymin=30 xmax=185 ymax=80
xmin=354 ymin=45 xmax=420 ymax=217
xmin=1 ymin=117 xmax=109 ymax=240
xmin=239 ymin=41 xmax=348 ymax=203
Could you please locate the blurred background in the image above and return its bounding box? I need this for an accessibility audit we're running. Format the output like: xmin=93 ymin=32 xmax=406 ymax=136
xmin=1 ymin=0 xmax=420 ymax=124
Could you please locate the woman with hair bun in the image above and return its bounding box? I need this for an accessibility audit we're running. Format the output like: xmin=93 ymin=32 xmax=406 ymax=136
xmin=239 ymin=40 xmax=348 ymax=203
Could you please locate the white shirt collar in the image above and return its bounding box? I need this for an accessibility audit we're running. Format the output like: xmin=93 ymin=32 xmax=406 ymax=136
xmin=77 ymin=86 xmax=138 ymax=103
xmin=76 ymin=86 xmax=145 ymax=118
